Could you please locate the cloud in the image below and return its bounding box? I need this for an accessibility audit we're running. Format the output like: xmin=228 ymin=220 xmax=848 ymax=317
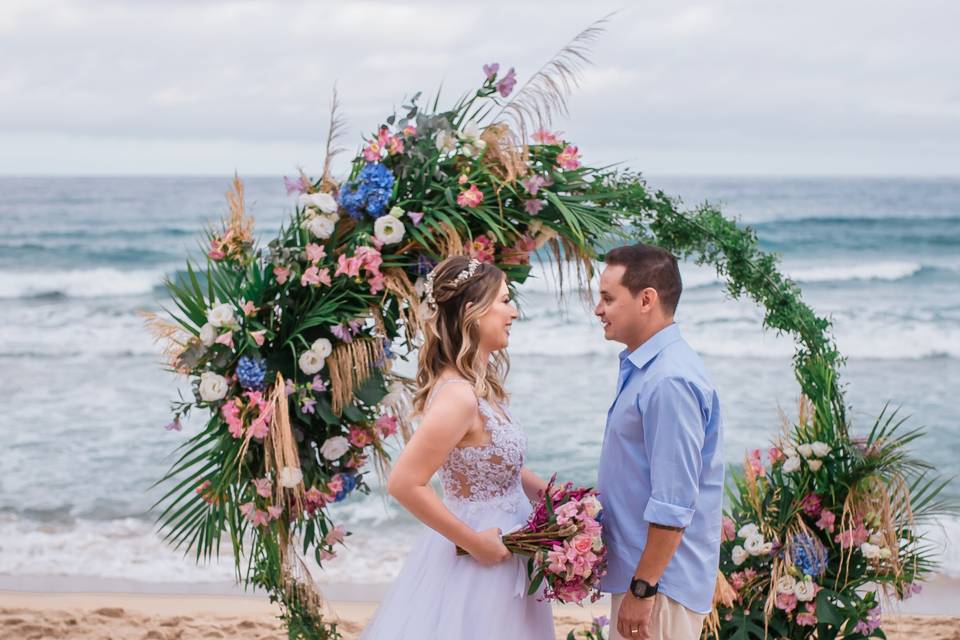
xmin=1 ymin=0 xmax=958 ymax=175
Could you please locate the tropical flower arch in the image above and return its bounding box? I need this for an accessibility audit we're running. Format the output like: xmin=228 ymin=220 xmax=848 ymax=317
xmin=150 ymin=24 xmax=949 ymax=640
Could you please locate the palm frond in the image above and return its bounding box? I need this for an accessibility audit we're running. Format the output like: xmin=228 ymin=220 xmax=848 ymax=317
xmin=493 ymin=13 xmax=613 ymax=137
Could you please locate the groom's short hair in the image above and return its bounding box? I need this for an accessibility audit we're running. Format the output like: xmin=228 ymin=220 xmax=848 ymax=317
xmin=604 ymin=243 xmax=682 ymax=314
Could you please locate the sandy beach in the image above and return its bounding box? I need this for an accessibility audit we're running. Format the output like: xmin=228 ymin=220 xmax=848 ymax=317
xmin=2 ymin=585 xmax=958 ymax=640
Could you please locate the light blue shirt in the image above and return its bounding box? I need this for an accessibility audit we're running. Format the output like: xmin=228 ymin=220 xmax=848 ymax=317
xmin=597 ymin=323 xmax=724 ymax=614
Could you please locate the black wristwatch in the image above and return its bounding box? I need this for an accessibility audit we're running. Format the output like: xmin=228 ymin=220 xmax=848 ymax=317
xmin=629 ymin=577 xmax=659 ymax=599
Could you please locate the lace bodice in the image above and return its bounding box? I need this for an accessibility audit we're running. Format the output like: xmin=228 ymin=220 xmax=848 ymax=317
xmin=426 ymin=380 xmax=527 ymax=509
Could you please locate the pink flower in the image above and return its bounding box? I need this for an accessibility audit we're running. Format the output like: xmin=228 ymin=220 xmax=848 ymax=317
xmin=267 ymin=505 xmax=284 ymax=521
xmin=327 ymin=475 xmax=345 ymax=494
xmin=408 ymin=211 xmax=424 ymax=225
xmin=796 ymin=604 xmax=817 ymax=626
xmin=355 ymin=246 xmax=383 ymax=273
xmin=248 ymin=413 xmax=270 ymax=440
xmin=273 ymin=266 xmax=290 ymax=284
xmin=221 ymin=401 xmax=244 ymax=438
xmin=215 ymin=331 xmax=234 ymax=349
xmin=775 ymin=592 xmax=797 ymax=613
xmin=557 ymin=145 xmax=581 ymax=171
xmin=483 ymin=62 xmax=500 ymax=80
xmin=320 ymin=549 xmax=336 ymax=561
xmin=522 ymin=173 xmax=553 ymax=196
xmin=555 ymin=501 xmax=581 ymax=526
xmin=817 ymin=510 xmax=836 ymax=532
xmin=250 ymin=330 xmax=266 ymax=347
xmin=387 ymin=136 xmax=404 ymax=155
xmin=467 ymin=235 xmax=496 ymax=263
xmin=362 ymin=141 xmax=382 ymax=163
xmin=305 ymin=243 xmax=326 ymax=264
xmin=501 ymin=234 xmax=536 ymax=265
xmin=835 ymin=520 xmax=869 ymax=549
xmin=546 ymin=549 xmax=567 ymax=575
xmin=721 ymin=516 xmax=736 ymax=542
xmin=164 ymin=418 xmax=182 ymax=432
xmin=335 ymin=253 xmax=363 ymax=278
xmin=801 ymin=493 xmax=822 ymax=516
xmin=376 ymin=415 xmax=398 ymax=438
xmin=768 ymin=446 xmax=786 ymax=465
xmin=571 ymin=534 xmax=593 ymax=555
xmin=402 ymin=125 xmax=417 ymax=137
xmin=284 ymin=175 xmax=310 ymax=195
xmin=311 ymin=375 xmax=328 ymax=392
xmin=301 ymin=266 xmax=332 ymax=287
xmin=524 ymin=199 xmax=545 ymax=215
xmin=496 ymin=67 xmax=516 ymax=97
xmin=349 ymin=426 xmax=373 ymax=448
xmin=456 ymin=184 xmax=484 ymax=208
xmin=252 ymin=477 xmax=272 ymax=498
xmin=208 ymin=238 xmax=225 ymax=261
xmin=368 ymin=270 xmax=385 ymax=295
xmin=729 ymin=571 xmax=745 ymax=591
xmin=532 ymin=128 xmax=561 ymax=145
xmin=747 ymin=449 xmax=764 ymax=476
xmin=326 ymin=524 xmax=347 ymax=545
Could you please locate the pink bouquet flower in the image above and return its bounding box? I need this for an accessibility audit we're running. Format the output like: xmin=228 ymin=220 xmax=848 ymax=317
xmin=457 ymin=476 xmax=607 ymax=604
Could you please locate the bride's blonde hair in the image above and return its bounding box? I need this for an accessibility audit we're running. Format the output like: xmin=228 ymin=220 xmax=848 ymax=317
xmin=412 ymin=255 xmax=509 ymax=415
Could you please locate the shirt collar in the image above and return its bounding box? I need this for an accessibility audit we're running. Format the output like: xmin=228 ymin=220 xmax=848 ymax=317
xmin=620 ymin=323 xmax=682 ymax=371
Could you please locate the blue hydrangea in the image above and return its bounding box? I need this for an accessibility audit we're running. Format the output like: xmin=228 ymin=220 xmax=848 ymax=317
xmin=236 ymin=355 xmax=267 ymax=391
xmin=338 ymin=163 xmax=395 ymax=219
xmin=791 ymin=533 xmax=829 ymax=576
xmin=334 ymin=472 xmax=358 ymax=502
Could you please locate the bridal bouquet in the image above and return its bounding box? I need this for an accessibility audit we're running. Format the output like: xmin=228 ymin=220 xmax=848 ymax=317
xmin=458 ymin=477 xmax=607 ymax=603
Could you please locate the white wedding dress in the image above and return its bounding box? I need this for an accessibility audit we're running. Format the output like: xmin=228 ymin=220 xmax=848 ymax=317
xmin=359 ymin=379 xmax=554 ymax=639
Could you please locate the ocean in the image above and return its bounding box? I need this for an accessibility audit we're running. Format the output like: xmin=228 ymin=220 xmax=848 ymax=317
xmin=1 ymin=175 xmax=958 ymax=591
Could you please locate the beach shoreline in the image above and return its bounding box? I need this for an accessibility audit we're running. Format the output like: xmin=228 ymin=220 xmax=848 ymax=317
xmin=1 ymin=575 xmax=958 ymax=639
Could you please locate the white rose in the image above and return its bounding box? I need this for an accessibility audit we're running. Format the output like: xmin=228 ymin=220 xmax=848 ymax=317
xmin=298 ymin=192 xmax=338 ymax=214
xmin=310 ymin=338 xmax=333 ymax=360
xmin=388 ymin=206 xmax=405 ymax=218
xmin=794 ymin=579 xmax=817 ymax=602
xmin=811 ymin=441 xmax=831 ymax=457
xmin=208 ymin=303 xmax=236 ymax=329
xmin=760 ymin=541 xmax=773 ymax=555
xmin=744 ymin=533 xmax=766 ymax=556
xmin=304 ymin=214 xmax=336 ymax=240
xmin=278 ymin=466 xmax=303 ymax=488
xmin=869 ymin=533 xmax=885 ymax=546
xmin=198 ymin=371 xmax=228 ymax=402
xmin=782 ymin=445 xmax=797 ymax=459
xmin=731 ymin=545 xmax=747 ymax=566
xmin=374 ymin=214 xmax=406 ymax=245
xmin=797 ymin=444 xmax=814 ymax=459
xmin=776 ymin=574 xmax=797 ymax=595
xmin=807 ymin=459 xmax=823 ymax=472
xmin=199 ymin=322 xmax=217 ymax=347
xmin=298 ymin=349 xmax=326 ymax=375
xmin=783 ymin=456 xmax=802 ymax=473
xmin=860 ymin=542 xmax=881 ymax=559
xmin=435 ymin=130 xmax=457 ymax=153
xmin=320 ymin=436 xmax=351 ymax=460
xmin=879 ymin=547 xmax=892 ymax=559
xmin=737 ymin=523 xmax=759 ymax=539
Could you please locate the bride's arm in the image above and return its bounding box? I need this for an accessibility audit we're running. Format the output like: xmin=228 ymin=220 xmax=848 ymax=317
xmin=520 ymin=468 xmax=549 ymax=502
xmin=386 ymin=383 xmax=508 ymax=565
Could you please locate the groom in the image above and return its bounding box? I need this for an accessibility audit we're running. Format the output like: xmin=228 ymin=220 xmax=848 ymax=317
xmin=595 ymin=243 xmax=724 ymax=640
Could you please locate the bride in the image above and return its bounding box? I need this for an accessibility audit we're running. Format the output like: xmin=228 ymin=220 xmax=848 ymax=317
xmin=360 ymin=255 xmax=555 ymax=639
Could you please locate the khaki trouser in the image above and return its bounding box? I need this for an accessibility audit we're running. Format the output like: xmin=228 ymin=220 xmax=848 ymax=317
xmin=609 ymin=592 xmax=706 ymax=640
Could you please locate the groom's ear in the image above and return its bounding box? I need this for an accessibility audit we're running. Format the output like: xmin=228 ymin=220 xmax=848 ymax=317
xmin=638 ymin=286 xmax=660 ymax=311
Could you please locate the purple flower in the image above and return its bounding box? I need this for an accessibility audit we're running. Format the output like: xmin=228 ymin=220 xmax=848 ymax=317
xmin=416 ymin=254 xmax=437 ymax=276
xmin=496 ymin=67 xmax=517 ymax=97
xmin=592 ymin=615 xmax=609 ymax=629
xmin=524 ymin=199 xmax=545 ymax=215
xmin=348 ymin=319 xmax=363 ymax=335
xmin=284 ymin=379 xmax=296 ymax=397
xmin=163 ymin=418 xmax=182 ymax=432
xmin=301 ymin=397 xmax=317 ymax=414
xmin=331 ymin=324 xmax=353 ymax=343
xmin=311 ymin=375 xmax=328 ymax=392
xmin=483 ymin=62 xmax=500 ymax=80
xmin=523 ymin=173 xmax=553 ymax=196
xmin=284 ymin=175 xmax=309 ymax=195
xmin=408 ymin=211 xmax=424 ymax=225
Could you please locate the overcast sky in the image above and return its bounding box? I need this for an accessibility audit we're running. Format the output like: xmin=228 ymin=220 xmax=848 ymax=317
xmin=1 ymin=0 xmax=958 ymax=176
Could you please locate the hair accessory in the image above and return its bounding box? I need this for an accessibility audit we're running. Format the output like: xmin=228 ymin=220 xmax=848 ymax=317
xmin=423 ymin=258 xmax=482 ymax=310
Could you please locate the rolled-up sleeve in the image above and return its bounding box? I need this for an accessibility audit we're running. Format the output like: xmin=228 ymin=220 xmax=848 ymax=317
xmin=640 ymin=377 xmax=706 ymax=528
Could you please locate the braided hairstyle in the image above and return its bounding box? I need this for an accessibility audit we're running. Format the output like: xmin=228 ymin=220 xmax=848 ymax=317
xmin=412 ymin=255 xmax=510 ymax=414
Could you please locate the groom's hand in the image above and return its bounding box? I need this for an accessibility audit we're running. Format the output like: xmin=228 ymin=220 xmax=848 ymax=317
xmin=617 ymin=593 xmax=655 ymax=639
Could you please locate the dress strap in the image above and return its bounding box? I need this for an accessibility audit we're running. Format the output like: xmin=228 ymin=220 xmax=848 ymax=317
xmin=425 ymin=378 xmax=474 ymax=409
